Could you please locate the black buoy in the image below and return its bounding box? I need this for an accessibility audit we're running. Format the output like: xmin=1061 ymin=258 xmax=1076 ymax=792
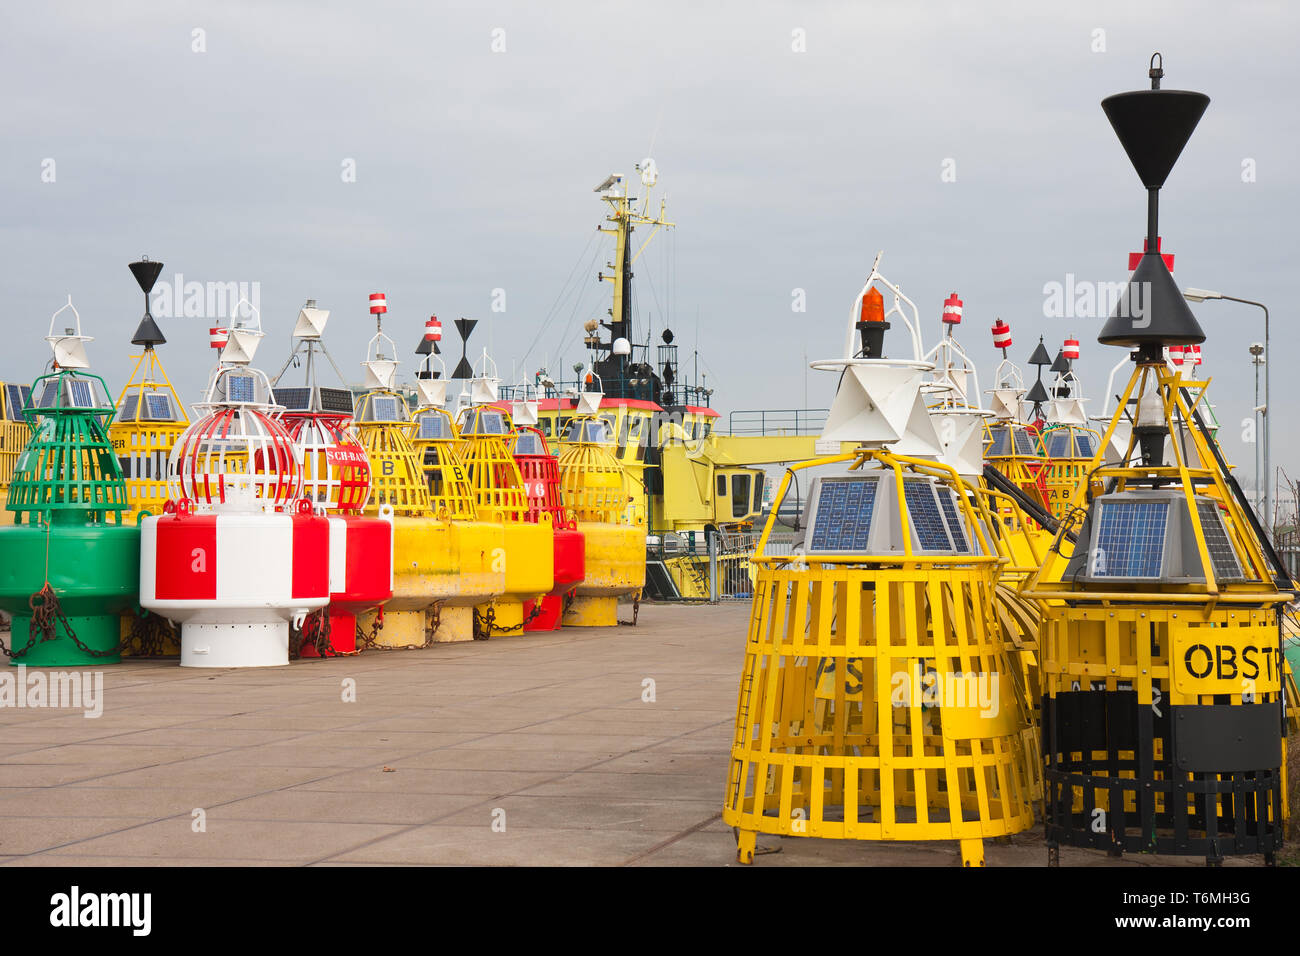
xmin=1097 ymin=54 xmax=1209 ymax=349
xmin=128 ymin=257 xmax=166 ymax=347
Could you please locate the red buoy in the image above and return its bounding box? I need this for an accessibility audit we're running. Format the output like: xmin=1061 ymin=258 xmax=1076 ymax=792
xmin=1063 ymin=337 xmax=1080 ymax=361
xmin=369 ymin=293 xmax=387 ymax=315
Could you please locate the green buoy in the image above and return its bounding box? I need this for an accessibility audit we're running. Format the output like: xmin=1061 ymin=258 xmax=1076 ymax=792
xmin=0 ymin=298 xmax=139 ymax=666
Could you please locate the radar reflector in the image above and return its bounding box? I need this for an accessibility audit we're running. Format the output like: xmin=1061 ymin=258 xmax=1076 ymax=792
xmin=46 ymin=297 xmax=92 ymax=369
xmin=415 ymin=377 xmax=447 ymax=408
xmin=512 ymin=400 xmax=539 ymax=427
xmin=293 ymin=304 xmax=330 ymax=339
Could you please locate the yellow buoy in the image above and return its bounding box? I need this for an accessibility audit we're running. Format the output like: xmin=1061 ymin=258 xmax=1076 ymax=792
xmin=557 ymin=409 xmax=645 ymax=627
xmin=456 ymin=392 xmax=553 ymax=637
xmin=1021 ymin=60 xmax=1293 ymax=864
xmin=723 ymin=259 xmax=1038 ymax=866
xmin=406 ymin=376 xmax=506 ymax=642
xmin=0 ymin=380 xmax=30 ymax=523
xmin=351 ymin=302 xmax=503 ymax=646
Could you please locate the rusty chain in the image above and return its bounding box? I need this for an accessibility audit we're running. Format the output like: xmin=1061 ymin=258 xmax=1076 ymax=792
xmin=3 ymin=584 xmax=130 ymax=660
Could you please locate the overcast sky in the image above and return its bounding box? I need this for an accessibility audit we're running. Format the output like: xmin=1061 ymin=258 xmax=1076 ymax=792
xmin=2 ymin=1 xmax=1296 ymax=512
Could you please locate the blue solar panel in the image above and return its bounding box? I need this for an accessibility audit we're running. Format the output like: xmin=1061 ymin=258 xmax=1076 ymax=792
xmin=273 ymin=387 xmax=312 ymax=411
xmin=1013 ymin=428 xmax=1039 ymax=455
xmin=118 ymin=394 xmax=139 ymax=421
xmin=903 ymin=479 xmax=952 ymax=550
xmin=5 ymin=384 xmax=29 ymax=421
xmin=226 ymin=375 xmax=255 ymax=403
xmin=371 ymin=396 xmax=399 ymax=421
xmin=68 ymin=379 xmax=94 ymax=407
xmin=418 ymin=415 xmax=448 ymax=440
xmin=937 ymin=489 xmax=970 ymax=553
xmin=984 ymin=426 xmax=1010 ymax=457
xmin=1196 ymin=499 xmax=1244 ymax=582
xmin=145 ymin=393 xmax=173 ymax=419
xmin=1074 ymin=434 xmax=1094 ymax=458
xmin=808 ymin=478 xmax=877 ymax=552
xmin=1047 ymin=431 xmax=1071 ymax=457
xmin=1092 ymin=500 xmax=1168 ymax=578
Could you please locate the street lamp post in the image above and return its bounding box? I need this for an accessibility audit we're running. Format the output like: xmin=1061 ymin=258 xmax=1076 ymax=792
xmin=1183 ymin=288 xmax=1271 ymax=533
xmin=1250 ymin=342 xmax=1265 ymax=513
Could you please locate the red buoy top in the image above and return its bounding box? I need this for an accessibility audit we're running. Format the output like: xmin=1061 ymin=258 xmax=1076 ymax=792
xmin=510 ymin=426 xmax=571 ymax=528
xmin=991 ymin=319 xmax=1012 ymax=350
xmin=1063 ymin=337 xmax=1080 ymax=360
xmin=210 ymin=327 xmax=229 ymax=350
xmin=1184 ymin=344 xmax=1202 ymax=366
xmin=425 ymin=316 xmax=442 ymax=341
xmin=1167 ymin=344 xmax=1185 ymax=365
xmin=369 ymin=293 xmax=387 ymax=315
xmin=942 ymin=292 xmax=963 ymax=325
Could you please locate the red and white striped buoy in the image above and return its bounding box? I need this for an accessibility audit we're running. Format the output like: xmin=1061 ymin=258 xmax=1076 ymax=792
xmin=942 ymin=293 xmax=963 ymax=325
xmin=1184 ymin=344 xmax=1202 ymax=366
xmin=425 ymin=315 xmax=442 ymax=342
xmin=991 ymin=319 xmax=1012 ymax=350
xmin=1167 ymin=344 xmax=1185 ymax=366
xmin=139 ymin=365 xmax=331 ymax=668
xmin=1063 ymin=337 xmax=1080 ymax=361
xmin=369 ymin=293 xmax=387 ymax=315
xmin=209 ymin=327 xmax=229 ymax=350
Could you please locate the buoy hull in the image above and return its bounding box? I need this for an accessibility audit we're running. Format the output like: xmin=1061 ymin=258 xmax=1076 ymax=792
xmin=361 ymin=517 xmax=504 ymax=646
xmin=562 ymin=522 xmax=642 ymax=628
xmin=524 ymin=526 xmax=584 ymax=632
xmin=0 ymin=523 xmax=139 ymax=666
xmin=139 ymin=512 xmax=330 ymax=668
xmin=477 ymin=520 xmax=553 ymax=637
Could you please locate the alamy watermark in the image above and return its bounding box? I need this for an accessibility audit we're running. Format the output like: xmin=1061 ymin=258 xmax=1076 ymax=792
xmin=0 ymin=665 xmax=103 ymax=718
xmin=1043 ymin=275 xmax=1150 ymax=325
xmin=149 ymin=273 xmax=261 ymax=322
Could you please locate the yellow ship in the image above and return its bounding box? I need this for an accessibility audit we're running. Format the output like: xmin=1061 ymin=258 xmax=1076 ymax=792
xmin=494 ymin=164 xmax=830 ymax=601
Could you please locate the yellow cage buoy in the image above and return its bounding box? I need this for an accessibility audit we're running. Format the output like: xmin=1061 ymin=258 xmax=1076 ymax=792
xmin=351 ymin=301 xmax=504 ymax=646
xmin=557 ymin=410 xmax=645 ymax=627
xmin=457 ymin=394 xmax=553 ymax=637
xmin=724 ymin=259 xmax=1038 ymax=866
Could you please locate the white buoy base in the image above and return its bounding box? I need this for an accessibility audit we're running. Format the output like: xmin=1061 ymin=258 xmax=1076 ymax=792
xmin=181 ymin=620 xmax=290 ymax=668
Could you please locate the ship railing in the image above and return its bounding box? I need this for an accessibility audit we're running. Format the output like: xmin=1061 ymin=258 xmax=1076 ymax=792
xmin=725 ymin=408 xmax=827 ymax=436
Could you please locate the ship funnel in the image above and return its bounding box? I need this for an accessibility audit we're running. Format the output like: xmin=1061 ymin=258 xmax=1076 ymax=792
xmin=129 ymin=257 xmax=166 ymax=347
xmin=1097 ymin=54 xmax=1209 ymax=349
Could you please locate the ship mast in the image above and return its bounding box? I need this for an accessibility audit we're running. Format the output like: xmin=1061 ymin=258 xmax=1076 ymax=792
xmin=590 ymin=165 xmax=674 ymax=399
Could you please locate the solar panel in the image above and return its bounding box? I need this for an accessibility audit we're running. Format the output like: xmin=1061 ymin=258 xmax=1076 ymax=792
xmin=1047 ymin=431 xmax=1071 ymax=457
xmin=1092 ymin=500 xmax=1168 ymax=578
xmin=984 ymin=426 xmax=1010 ymax=457
xmin=226 ymin=375 xmax=255 ymax=403
xmin=513 ymin=433 xmax=544 ymax=455
xmin=1196 ymin=498 xmax=1244 ymax=582
xmin=418 ymin=415 xmax=448 ymax=440
xmin=1013 ymin=428 xmax=1039 ymax=455
xmin=145 ymin=393 xmax=173 ymax=419
xmin=5 ymin=384 xmax=29 ymax=420
xmin=1074 ymin=434 xmax=1094 ymax=458
xmin=68 ymin=379 xmax=94 ymax=407
xmin=274 ymin=387 xmax=312 ymax=411
xmin=481 ymin=412 xmax=506 ymax=435
xmin=319 ymin=387 xmax=354 ymax=414
xmin=38 ymin=382 xmax=58 ymax=408
xmin=903 ymin=478 xmax=953 ymax=550
xmin=937 ymin=489 xmax=970 ymax=553
xmin=371 ymin=396 xmax=399 ymax=421
xmin=118 ymin=394 xmax=139 ymax=422
xmin=807 ymin=477 xmax=877 ymax=552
